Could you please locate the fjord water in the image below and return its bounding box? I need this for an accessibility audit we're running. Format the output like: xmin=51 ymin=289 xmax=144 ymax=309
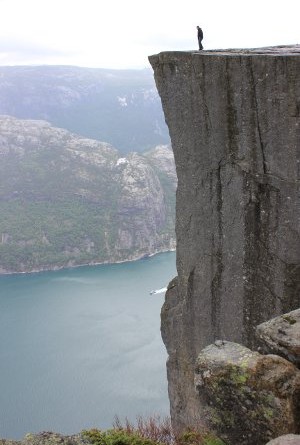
xmin=0 ymin=252 xmax=176 ymax=440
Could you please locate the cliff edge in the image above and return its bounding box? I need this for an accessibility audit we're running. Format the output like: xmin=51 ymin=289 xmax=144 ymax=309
xmin=149 ymin=46 xmax=300 ymax=431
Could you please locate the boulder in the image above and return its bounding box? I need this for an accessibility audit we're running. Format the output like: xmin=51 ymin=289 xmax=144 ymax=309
xmin=265 ymin=434 xmax=300 ymax=445
xmin=256 ymin=309 xmax=300 ymax=367
xmin=0 ymin=432 xmax=85 ymax=445
xmin=195 ymin=341 xmax=300 ymax=445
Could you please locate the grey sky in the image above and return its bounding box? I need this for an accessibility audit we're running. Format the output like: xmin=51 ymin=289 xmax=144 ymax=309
xmin=0 ymin=0 xmax=299 ymax=68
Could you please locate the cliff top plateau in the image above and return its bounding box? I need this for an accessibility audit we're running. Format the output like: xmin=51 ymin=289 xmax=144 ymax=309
xmin=149 ymin=44 xmax=300 ymax=61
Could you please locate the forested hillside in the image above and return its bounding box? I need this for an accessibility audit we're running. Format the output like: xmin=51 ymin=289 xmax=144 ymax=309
xmin=0 ymin=116 xmax=176 ymax=273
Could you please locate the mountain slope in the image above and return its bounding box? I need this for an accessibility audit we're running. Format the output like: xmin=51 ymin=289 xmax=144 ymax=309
xmin=0 ymin=116 xmax=176 ymax=273
xmin=0 ymin=66 xmax=169 ymax=153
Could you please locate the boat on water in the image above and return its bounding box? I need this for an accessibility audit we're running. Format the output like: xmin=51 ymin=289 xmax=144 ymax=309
xmin=149 ymin=287 xmax=167 ymax=295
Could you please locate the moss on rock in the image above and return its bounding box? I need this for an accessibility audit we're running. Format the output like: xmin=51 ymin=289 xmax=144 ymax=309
xmin=195 ymin=341 xmax=300 ymax=445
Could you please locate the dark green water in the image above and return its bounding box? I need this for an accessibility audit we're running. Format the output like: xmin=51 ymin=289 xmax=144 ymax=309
xmin=0 ymin=252 xmax=176 ymax=440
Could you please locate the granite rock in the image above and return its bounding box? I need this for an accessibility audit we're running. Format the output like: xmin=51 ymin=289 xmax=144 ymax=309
xmin=149 ymin=46 xmax=300 ymax=431
xmin=195 ymin=341 xmax=300 ymax=445
xmin=265 ymin=434 xmax=300 ymax=445
xmin=0 ymin=431 xmax=86 ymax=445
xmin=256 ymin=309 xmax=300 ymax=367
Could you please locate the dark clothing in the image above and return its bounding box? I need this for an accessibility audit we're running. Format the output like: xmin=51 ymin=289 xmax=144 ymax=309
xmin=197 ymin=27 xmax=203 ymax=50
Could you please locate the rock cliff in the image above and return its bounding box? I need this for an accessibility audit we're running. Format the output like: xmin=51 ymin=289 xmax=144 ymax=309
xmin=0 ymin=116 xmax=176 ymax=273
xmin=149 ymin=46 xmax=300 ymax=431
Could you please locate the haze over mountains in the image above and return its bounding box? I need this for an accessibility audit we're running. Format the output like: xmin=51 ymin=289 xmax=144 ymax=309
xmin=0 ymin=66 xmax=170 ymax=153
xmin=0 ymin=67 xmax=176 ymax=274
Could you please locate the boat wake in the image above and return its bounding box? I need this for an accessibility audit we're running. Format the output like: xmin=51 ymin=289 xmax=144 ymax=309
xmin=149 ymin=287 xmax=167 ymax=295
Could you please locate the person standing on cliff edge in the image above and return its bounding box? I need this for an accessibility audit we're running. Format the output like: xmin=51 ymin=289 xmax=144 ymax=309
xmin=197 ymin=26 xmax=203 ymax=50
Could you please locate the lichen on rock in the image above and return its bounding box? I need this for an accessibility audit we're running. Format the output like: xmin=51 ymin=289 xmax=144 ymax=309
xmin=195 ymin=341 xmax=300 ymax=445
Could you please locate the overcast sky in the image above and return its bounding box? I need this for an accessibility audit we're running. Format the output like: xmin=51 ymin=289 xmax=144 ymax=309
xmin=0 ymin=0 xmax=299 ymax=69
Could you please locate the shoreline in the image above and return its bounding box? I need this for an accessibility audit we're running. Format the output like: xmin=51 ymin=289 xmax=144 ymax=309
xmin=0 ymin=247 xmax=176 ymax=277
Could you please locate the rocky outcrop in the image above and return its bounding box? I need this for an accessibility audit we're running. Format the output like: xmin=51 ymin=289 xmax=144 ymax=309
xmin=0 ymin=432 xmax=85 ymax=445
xmin=195 ymin=341 xmax=300 ymax=445
xmin=256 ymin=309 xmax=300 ymax=367
xmin=149 ymin=46 xmax=300 ymax=431
xmin=265 ymin=435 xmax=300 ymax=445
xmin=0 ymin=116 xmax=176 ymax=273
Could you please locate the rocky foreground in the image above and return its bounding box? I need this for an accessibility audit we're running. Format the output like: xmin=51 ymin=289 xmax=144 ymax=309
xmin=0 ymin=432 xmax=85 ymax=445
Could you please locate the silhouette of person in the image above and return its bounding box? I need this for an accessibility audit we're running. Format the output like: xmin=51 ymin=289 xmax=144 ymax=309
xmin=197 ymin=26 xmax=203 ymax=50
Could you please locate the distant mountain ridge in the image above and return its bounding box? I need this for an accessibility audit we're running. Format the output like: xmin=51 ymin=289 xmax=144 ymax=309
xmin=0 ymin=116 xmax=176 ymax=274
xmin=0 ymin=65 xmax=170 ymax=153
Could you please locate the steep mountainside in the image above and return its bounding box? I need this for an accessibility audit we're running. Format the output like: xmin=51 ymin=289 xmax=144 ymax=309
xmin=0 ymin=115 xmax=176 ymax=274
xmin=0 ymin=66 xmax=169 ymax=153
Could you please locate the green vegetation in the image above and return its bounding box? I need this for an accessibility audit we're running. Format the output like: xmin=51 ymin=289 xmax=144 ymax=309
xmin=82 ymin=429 xmax=159 ymax=445
xmin=177 ymin=431 xmax=225 ymax=445
xmin=0 ymin=199 xmax=110 ymax=271
xmin=0 ymin=417 xmax=226 ymax=445
xmin=0 ymin=117 xmax=176 ymax=273
xmin=82 ymin=417 xmax=226 ymax=445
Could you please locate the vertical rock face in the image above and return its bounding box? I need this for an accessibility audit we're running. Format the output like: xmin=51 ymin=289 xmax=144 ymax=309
xmin=149 ymin=46 xmax=300 ymax=430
